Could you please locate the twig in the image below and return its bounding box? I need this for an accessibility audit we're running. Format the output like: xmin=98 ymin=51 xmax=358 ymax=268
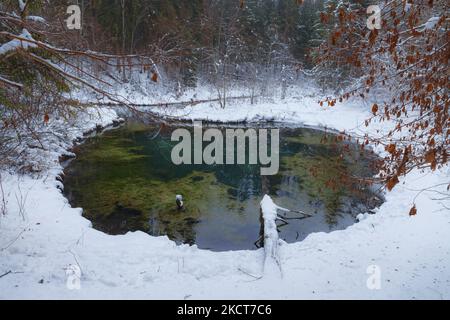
xmin=68 ymin=250 xmax=83 ymax=275
xmin=0 ymin=270 xmax=24 ymax=279
xmin=0 ymin=228 xmax=27 ymax=251
xmin=253 ymin=235 xmax=263 ymax=248
xmin=149 ymin=125 xmax=163 ymax=140
xmin=278 ymin=215 xmax=311 ymax=220
xmin=275 ymin=216 xmax=288 ymax=224
xmin=14 ymin=182 xmax=28 ymax=221
xmin=0 ymin=270 xmax=11 ymax=279
xmin=287 ymin=209 xmax=313 ymax=217
xmin=412 ymin=182 xmax=450 ymax=205
xmin=0 ymin=173 xmax=7 ymax=216
xmin=237 ymin=267 xmax=262 ymax=280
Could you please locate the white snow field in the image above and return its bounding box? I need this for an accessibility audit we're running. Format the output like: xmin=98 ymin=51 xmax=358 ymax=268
xmin=0 ymin=94 xmax=449 ymax=299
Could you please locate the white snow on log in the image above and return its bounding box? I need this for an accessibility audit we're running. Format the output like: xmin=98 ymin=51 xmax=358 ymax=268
xmin=18 ymin=0 xmax=27 ymax=12
xmin=0 ymin=28 xmax=36 ymax=55
xmin=18 ymin=0 xmax=26 ymax=12
xmin=404 ymin=2 xmax=411 ymax=12
xmin=424 ymin=16 xmax=440 ymax=30
xmin=0 ymin=75 xmax=23 ymax=88
xmin=260 ymin=195 xmax=289 ymax=277
xmin=27 ymin=15 xmax=46 ymax=23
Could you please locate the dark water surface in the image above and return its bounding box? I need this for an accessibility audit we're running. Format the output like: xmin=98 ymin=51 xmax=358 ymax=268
xmin=63 ymin=121 xmax=382 ymax=251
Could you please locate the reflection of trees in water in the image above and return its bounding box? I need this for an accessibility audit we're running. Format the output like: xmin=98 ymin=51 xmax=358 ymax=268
xmin=148 ymin=208 xmax=200 ymax=245
xmin=222 ymin=170 xmax=262 ymax=201
xmin=93 ymin=204 xmax=147 ymax=235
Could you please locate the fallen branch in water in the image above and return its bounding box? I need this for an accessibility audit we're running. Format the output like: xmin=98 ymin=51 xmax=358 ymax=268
xmin=260 ymin=195 xmax=313 ymax=278
xmin=259 ymin=195 xmax=286 ymax=278
xmin=278 ymin=212 xmax=312 ymax=221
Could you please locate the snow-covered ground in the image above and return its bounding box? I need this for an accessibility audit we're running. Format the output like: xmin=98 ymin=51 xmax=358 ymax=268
xmin=0 ymin=91 xmax=449 ymax=299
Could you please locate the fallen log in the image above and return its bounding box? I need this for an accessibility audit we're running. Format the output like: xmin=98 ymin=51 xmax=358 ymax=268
xmin=259 ymin=195 xmax=312 ymax=278
xmin=82 ymin=95 xmax=257 ymax=108
xmin=260 ymin=195 xmax=289 ymax=277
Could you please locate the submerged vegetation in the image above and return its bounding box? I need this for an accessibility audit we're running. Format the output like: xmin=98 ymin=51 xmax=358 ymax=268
xmin=63 ymin=122 xmax=382 ymax=250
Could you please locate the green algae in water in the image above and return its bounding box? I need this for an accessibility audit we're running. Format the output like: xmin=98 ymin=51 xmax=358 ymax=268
xmin=63 ymin=122 xmax=382 ymax=251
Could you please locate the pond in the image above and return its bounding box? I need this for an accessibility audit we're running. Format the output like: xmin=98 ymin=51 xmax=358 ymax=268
xmin=63 ymin=120 xmax=382 ymax=251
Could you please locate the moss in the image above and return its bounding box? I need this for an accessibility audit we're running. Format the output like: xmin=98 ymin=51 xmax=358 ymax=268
xmin=122 ymin=121 xmax=157 ymax=134
xmin=82 ymin=144 xmax=147 ymax=162
xmin=284 ymin=130 xmax=331 ymax=146
xmin=77 ymin=135 xmax=148 ymax=162
xmin=69 ymin=167 xmax=231 ymax=241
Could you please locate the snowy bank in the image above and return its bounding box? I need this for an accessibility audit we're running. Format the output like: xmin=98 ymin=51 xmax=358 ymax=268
xmin=0 ymin=95 xmax=449 ymax=299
